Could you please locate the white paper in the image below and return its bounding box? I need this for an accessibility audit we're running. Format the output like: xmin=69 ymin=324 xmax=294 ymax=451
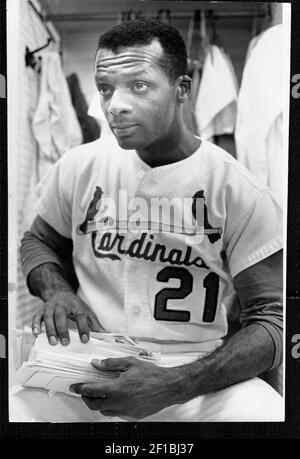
xmin=14 ymin=328 xmax=161 ymax=396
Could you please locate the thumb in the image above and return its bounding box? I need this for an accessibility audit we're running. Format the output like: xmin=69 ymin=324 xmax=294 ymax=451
xmin=92 ymin=356 xmax=136 ymax=372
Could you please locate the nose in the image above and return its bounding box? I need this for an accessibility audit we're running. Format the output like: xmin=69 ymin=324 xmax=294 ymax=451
xmin=107 ymin=88 xmax=132 ymax=116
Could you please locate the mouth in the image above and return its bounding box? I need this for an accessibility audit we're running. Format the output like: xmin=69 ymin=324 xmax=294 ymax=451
xmin=111 ymin=124 xmax=138 ymax=129
xmin=111 ymin=124 xmax=139 ymax=136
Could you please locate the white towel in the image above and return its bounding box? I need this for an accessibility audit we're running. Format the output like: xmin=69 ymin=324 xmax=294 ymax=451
xmin=235 ymin=25 xmax=288 ymax=207
xmin=194 ymin=45 xmax=238 ymax=140
xmin=32 ymin=51 xmax=82 ymax=172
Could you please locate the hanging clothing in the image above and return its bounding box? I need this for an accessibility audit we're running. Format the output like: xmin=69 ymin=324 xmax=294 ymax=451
xmin=244 ymin=32 xmax=264 ymax=67
xmin=194 ymin=45 xmax=239 ymax=141
xmin=235 ymin=24 xmax=286 ymax=207
xmin=67 ymin=73 xmax=100 ymax=144
xmin=32 ymin=51 xmax=82 ymax=180
xmin=23 ymin=52 xmax=83 ymax=233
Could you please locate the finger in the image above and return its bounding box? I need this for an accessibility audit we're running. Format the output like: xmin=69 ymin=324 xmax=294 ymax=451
xmin=74 ymin=312 xmax=90 ymax=343
xmin=70 ymin=383 xmax=110 ymax=398
xmin=88 ymin=313 xmax=105 ymax=333
xmin=54 ymin=307 xmax=70 ymax=346
xmin=32 ymin=310 xmax=43 ymax=336
xmin=82 ymin=395 xmax=108 ymax=411
xmin=92 ymin=357 xmax=136 ymax=372
xmin=43 ymin=306 xmax=58 ymax=345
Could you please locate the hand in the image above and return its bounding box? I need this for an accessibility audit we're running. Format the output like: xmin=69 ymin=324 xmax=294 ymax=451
xmin=70 ymin=356 xmax=186 ymax=420
xmin=32 ymin=291 xmax=104 ymax=345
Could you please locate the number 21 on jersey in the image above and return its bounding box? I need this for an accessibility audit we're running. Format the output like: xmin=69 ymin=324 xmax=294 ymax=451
xmin=153 ymin=266 xmax=219 ymax=323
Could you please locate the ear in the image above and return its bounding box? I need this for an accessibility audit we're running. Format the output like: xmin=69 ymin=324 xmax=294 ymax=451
xmin=176 ymin=75 xmax=192 ymax=103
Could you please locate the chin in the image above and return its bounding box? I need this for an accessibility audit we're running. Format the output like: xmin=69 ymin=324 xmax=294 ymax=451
xmin=116 ymin=136 xmax=142 ymax=150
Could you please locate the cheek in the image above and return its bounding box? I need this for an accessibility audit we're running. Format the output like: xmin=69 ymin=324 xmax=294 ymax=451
xmin=143 ymin=98 xmax=176 ymax=129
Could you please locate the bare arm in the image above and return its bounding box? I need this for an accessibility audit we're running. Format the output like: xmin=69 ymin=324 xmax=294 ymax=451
xmin=21 ymin=216 xmax=103 ymax=344
xmin=28 ymin=262 xmax=75 ymax=302
xmin=171 ymin=323 xmax=275 ymax=399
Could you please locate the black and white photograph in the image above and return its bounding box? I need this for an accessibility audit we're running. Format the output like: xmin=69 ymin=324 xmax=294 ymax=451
xmin=2 ymin=0 xmax=296 ymax=436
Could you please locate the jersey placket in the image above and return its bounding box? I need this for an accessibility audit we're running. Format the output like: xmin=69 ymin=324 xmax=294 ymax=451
xmin=122 ymin=158 xmax=199 ymax=339
xmin=123 ymin=167 xmax=153 ymax=337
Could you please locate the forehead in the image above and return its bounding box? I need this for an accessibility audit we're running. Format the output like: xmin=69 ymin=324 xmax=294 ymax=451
xmin=95 ymin=40 xmax=166 ymax=76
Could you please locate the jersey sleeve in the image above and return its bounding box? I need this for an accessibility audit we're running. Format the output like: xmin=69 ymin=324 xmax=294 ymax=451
xmin=36 ymin=149 xmax=77 ymax=239
xmin=20 ymin=216 xmax=71 ymax=280
xmin=233 ymin=250 xmax=283 ymax=370
xmin=225 ymin=183 xmax=283 ymax=279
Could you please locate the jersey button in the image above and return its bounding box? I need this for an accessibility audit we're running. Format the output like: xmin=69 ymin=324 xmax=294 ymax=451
xmin=138 ymin=170 xmax=145 ymax=178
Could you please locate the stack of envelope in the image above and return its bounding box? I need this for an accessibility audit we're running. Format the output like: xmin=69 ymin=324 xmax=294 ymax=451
xmin=13 ymin=328 xmax=160 ymax=397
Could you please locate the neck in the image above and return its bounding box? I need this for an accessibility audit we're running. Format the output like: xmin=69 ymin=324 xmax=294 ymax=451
xmin=136 ymin=121 xmax=201 ymax=168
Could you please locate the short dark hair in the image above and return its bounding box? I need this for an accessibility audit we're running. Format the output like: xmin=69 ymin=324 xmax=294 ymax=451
xmin=96 ymin=18 xmax=188 ymax=82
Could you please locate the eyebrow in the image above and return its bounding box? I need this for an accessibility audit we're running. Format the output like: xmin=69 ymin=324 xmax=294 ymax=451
xmin=95 ymin=69 xmax=153 ymax=84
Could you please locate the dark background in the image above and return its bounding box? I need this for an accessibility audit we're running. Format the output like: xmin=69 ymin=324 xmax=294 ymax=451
xmin=1 ymin=0 xmax=300 ymax=441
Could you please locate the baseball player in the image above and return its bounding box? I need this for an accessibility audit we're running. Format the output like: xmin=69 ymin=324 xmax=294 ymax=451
xmin=18 ymin=19 xmax=283 ymax=422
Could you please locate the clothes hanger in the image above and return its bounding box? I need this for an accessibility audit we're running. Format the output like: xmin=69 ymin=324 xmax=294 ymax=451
xmin=251 ymin=9 xmax=258 ymax=38
xmin=206 ymin=9 xmax=223 ymax=49
xmin=187 ymin=10 xmax=206 ymax=73
xmin=156 ymin=9 xmax=171 ymax=24
xmin=25 ymin=37 xmax=54 ymax=71
xmin=121 ymin=10 xmax=143 ymax=22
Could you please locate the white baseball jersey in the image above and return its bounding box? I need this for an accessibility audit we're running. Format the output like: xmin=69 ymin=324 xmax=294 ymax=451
xmin=36 ymin=136 xmax=283 ymax=354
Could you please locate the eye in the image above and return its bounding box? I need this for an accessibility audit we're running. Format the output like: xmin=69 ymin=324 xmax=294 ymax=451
xmin=132 ymin=82 xmax=149 ymax=93
xmin=98 ymin=85 xmax=112 ymax=96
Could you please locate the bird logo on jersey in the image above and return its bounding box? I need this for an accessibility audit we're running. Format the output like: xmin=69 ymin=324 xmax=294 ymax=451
xmin=191 ymin=190 xmax=222 ymax=244
xmin=77 ymin=186 xmax=222 ymax=241
xmin=78 ymin=186 xmax=104 ymax=234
